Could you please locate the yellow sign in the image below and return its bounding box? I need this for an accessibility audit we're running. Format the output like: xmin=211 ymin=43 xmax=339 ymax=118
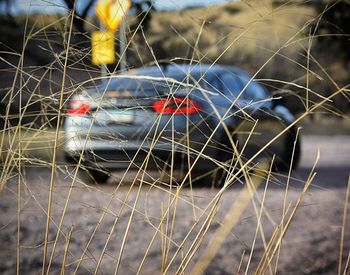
xmin=91 ymin=31 xmax=115 ymax=65
xmin=95 ymin=0 xmax=132 ymax=31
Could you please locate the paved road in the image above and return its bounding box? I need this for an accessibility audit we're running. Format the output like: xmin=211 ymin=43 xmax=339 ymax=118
xmin=0 ymin=135 xmax=349 ymax=274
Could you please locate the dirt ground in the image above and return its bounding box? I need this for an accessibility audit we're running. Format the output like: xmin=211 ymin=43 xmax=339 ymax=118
xmin=0 ymin=136 xmax=349 ymax=274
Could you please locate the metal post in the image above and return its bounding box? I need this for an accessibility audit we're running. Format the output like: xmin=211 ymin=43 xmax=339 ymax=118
xmin=100 ymin=21 xmax=107 ymax=78
xmin=119 ymin=18 xmax=127 ymax=71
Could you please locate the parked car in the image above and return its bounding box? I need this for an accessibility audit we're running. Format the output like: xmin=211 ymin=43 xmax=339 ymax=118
xmin=64 ymin=64 xmax=300 ymax=185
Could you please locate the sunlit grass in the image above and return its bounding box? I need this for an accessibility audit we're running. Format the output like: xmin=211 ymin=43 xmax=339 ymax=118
xmin=0 ymin=1 xmax=349 ymax=274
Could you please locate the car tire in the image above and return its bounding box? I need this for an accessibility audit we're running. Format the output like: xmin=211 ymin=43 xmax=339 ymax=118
xmin=273 ymin=125 xmax=301 ymax=172
xmin=77 ymin=166 xmax=110 ymax=184
xmin=214 ymin=131 xmax=241 ymax=188
xmin=191 ymin=169 xmax=226 ymax=188
xmin=193 ymin=132 xmax=237 ymax=188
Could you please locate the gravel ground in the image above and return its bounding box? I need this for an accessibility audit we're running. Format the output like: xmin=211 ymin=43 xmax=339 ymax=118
xmin=0 ymin=136 xmax=349 ymax=274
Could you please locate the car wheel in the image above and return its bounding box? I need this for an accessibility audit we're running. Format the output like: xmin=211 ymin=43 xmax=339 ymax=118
xmin=190 ymin=169 xmax=226 ymax=188
xmin=192 ymin=133 xmax=237 ymax=188
xmin=214 ymin=131 xmax=241 ymax=188
xmin=273 ymin=126 xmax=301 ymax=172
xmin=77 ymin=166 xmax=110 ymax=184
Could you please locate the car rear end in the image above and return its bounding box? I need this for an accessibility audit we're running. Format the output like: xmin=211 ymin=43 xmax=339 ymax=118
xmin=63 ymin=76 xmax=217 ymax=172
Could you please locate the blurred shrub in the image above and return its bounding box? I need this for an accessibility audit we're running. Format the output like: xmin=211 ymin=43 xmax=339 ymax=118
xmin=312 ymin=0 xmax=350 ymax=64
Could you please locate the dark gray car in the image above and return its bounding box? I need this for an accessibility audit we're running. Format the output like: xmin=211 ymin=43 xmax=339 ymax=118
xmin=64 ymin=64 xmax=300 ymax=185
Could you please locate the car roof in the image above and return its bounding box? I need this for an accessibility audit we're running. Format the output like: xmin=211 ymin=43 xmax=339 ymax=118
xmin=126 ymin=64 xmax=247 ymax=78
xmin=99 ymin=64 xmax=250 ymax=91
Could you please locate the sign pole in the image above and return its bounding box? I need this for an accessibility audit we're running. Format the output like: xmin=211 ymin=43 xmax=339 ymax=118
xmin=100 ymin=21 xmax=108 ymax=78
xmin=119 ymin=18 xmax=127 ymax=71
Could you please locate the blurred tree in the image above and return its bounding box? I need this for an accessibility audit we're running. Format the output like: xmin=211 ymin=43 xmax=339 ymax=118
xmin=0 ymin=0 xmax=15 ymax=21
xmin=313 ymin=0 xmax=350 ymax=63
xmin=63 ymin=0 xmax=96 ymax=33
xmin=61 ymin=0 xmax=155 ymax=33
xmin=132 ymin=0 xmax=155 ymax=32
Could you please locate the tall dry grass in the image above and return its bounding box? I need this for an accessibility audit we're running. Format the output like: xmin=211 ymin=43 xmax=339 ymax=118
xmin=0 ymin=0 xmax=349 ymax=274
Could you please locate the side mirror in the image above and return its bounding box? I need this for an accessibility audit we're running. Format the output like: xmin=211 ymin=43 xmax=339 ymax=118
xmin=271 ymin=89 xmax=292 ymax=108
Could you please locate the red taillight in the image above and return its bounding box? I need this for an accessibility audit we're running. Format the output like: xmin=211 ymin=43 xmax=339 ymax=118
xmin=152 ymin=97 xmax=202 ymax=115
xmin=67 ymin=100 xmax=90 ymax=115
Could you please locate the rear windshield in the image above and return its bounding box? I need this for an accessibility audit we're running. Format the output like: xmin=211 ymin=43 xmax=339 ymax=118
xmin=168 ymin=72 xmax=221 ymax=92
xmin=98 ymin=72 xmax=216 ymax=93
xmin=99 ymin=77 xmax=183 ymax=93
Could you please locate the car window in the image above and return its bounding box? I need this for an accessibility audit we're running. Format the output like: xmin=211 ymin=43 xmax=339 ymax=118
xmin=236 ymin=73 xmax=268 ymax=101
xmin=199 ymin=75 xmax=221 ymax=92
xmin=100 ymin=78 xmax=177 ymax=93
xmin=219 ymin=73 xmax=242 ymax=97
xmin=170 ymin=72 xmax=221 ymax=92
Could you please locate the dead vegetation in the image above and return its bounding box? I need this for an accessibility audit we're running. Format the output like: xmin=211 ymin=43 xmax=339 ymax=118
xmin=0 ymin=0 xmax=349 ymax=274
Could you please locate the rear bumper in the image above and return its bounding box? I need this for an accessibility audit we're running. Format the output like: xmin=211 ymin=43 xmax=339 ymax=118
xmin=66 ymin=149 xmax=187 ymax=169
xmin=64 ymin=138 xmax=220 ymax=171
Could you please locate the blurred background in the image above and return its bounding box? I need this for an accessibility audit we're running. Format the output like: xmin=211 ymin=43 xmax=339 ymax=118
xmin=0 ymin=0 xmax=349 ymax=131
